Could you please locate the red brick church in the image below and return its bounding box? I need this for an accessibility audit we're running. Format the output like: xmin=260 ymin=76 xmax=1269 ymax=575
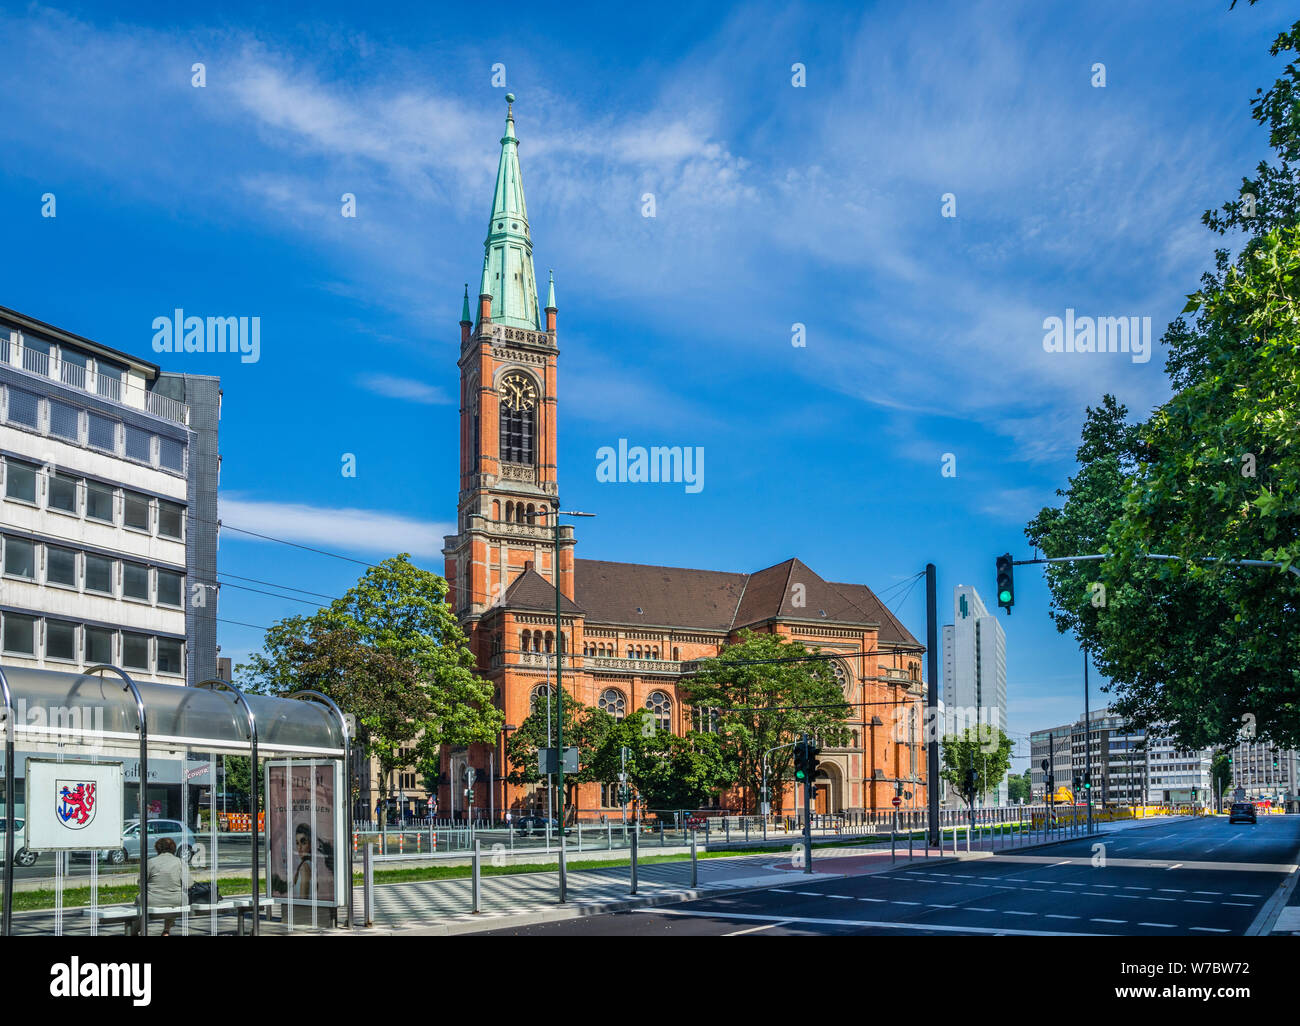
xmin=439 ymin=96 xmax=929 ymax=818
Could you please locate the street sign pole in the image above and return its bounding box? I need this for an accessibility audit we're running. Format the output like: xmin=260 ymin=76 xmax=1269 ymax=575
xmin=925 ymin=563 xmax=942 ymax=847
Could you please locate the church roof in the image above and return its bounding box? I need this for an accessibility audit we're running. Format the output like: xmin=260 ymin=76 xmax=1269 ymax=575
xmin=572 ymin=557 xmax=921 ymax=646
xmin=503 ymin=566 xmax=584 ymax=614
xmin=479 ymin=93 xmax=542 ymax=330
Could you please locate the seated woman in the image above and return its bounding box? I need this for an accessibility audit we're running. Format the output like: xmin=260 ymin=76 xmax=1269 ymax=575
xmin=133 ymin=837 xmax=190 ymax=936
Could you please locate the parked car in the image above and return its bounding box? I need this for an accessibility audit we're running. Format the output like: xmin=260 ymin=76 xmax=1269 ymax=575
xmin=1228 ymin=802 xmax=1257 ymax=824
xmin=514 ymin=815 xmax=570 ymax=837
xmin=100 ymin=819 xmax=199 ymax=864
xmin=0 ymin=818 xmax=38 ymax=867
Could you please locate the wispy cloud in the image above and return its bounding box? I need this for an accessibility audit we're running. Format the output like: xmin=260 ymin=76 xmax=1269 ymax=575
xmin=220 ymin=497 xmax=451 ymax=559
xmin=357 ymin=373 xmax=451 ymax=405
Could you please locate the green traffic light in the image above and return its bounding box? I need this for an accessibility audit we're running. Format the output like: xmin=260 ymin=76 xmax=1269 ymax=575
xmin=998 ymin=589 xmax=1012 ymax=604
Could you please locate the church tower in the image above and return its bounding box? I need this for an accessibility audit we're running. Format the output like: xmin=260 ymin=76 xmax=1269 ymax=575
xmin=443 ymin=94 xmax=576 ymax=636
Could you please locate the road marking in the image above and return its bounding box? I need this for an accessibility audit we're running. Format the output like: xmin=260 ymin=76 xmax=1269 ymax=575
xmin=1191 ymin=927 xmax=1231 ymax=933
xmin=1060 ymin=882 xmax=1084 ymax=886
xmin=927 ymin=904 xmax=958 ymax=909
xmin=1046 ymin=914 xmax=1079 ymax=920
xmin=1193 ymin=891 xmax=1220 ymax=896
xmin=1231 ymin=893 xmax=1261 ymax=898
xmin=1167 ymin=864 xmax=1183 ymax=871
xmin=1082 ymin=892 xmax=1106 ymax=897
xmin=1005 ymin=911 xmax=1035 ymax=916
xmin=1187 ymin=900 xmax=1212 ymax=904
xmin=1139 ymin=922 xmax=1176 ymax=928
xmin=724 ymin=921 xmax=789 ymax=936
xmin=771 ymin=889 xmax=794 ymax=894
xmin=1223 ymin=902 xmax=1254 ymax=907
xmin=1050 ymin=861 xmax=1072 ymax=868
xmin=1158 ymin=889 xmax=1185 ymax=893
xmin=640 ymin=908 xmax=1103 ymax=935
xmin=1091 ymin=918 xmax=1126 ymax=924
xmin=827 ymin=895 xmax=852 ymax=900
xmin=893 ymin=901 xmax=921 ymax=906
xmin=1148 ymin=897 xmax=1176 ymax=902
xmin=857 ymin=897 xmax=885 ymax=903
xmin=795 ymin=892 xmax=822 ymax=897
xmin=966 ymin=907 xmax=995 ymax=912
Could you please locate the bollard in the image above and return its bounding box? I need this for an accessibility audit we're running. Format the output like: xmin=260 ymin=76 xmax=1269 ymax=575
xmin=745 ymin=818 xmax=749 ymax=842
xmin=471 ymin=839 xmax=482 ymax=914
xmin=577 ymin=820 xmax=583 ymax=852
xmin=660 ymin=820 xmax=665 ymax=847
xmin=891 ymin=814 xmax=896 ymax=864
xmin=908 ymin=821 xmax=913 ymax=860
xmin=630 ymin=825 xmax=639 ymax=895
xmin=607 ymin=820 xmax=612 ymax=851
xmin=363 ymin=843 xmax=375 ymax=927
xmin=725 ymin=818 xmax=730 ymax=844
xmin=691 ymin=830 xmax=698 ymax=889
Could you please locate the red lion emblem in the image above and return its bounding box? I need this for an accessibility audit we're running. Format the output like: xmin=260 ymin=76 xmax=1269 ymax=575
xmin=58 ymin=783 xmax=96 ymax=826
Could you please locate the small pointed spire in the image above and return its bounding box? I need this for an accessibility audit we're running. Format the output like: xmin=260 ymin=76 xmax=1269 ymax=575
xmin=546 ymin=268 xmax=556 ymax=310
xmin=461 ymin=283 xmax=471 ymax=323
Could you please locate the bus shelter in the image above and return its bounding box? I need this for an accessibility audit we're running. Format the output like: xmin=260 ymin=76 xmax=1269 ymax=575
xmin=0 ymin=664 xmax=352 ymax=937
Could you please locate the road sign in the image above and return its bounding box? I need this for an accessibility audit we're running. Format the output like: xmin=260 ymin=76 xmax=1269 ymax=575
xmin=538 ymin=747 xmax=580 ymax=775
xmin=891 ymin=796 xmax=901 ymax=808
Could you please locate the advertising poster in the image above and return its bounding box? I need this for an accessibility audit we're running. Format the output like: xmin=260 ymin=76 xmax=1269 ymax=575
xmin=25 ymin=759 xmax=124 ymax=852
xmin=265 ymin=761 xmax=338 ymax=907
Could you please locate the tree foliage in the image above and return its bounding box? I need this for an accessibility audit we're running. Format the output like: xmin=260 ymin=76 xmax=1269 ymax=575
xmin=940 ymin=727 xmax=1013 ymax=807
xmin=237 ymin=555 xmax=502 ymax=828
xmin=1026 ymin=19 xmax=1300 ymax=751
xmin=679 ymin=631 xmax=851 ymax=814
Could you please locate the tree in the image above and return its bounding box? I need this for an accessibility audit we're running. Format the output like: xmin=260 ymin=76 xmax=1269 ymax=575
xmin=1006 ymin=767 xmax=1033 ymax=804
xmin=504 ymin=689 xmax=616 ymax=817
xmin=238 ymin=555 xmax=502 ymax=831
xmin=591 ymin=710 xmax=737 ymax=815
xmin=941 ymin=727 xmax=1014 ymax=812
xmin=679 ymin=631 xmax=852 ymax=815
xmin=1026 ymin=20 xmax=1300 ymax=751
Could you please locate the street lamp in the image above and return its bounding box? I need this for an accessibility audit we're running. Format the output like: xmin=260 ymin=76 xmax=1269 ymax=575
xmin=548 ymin=507 xmax=595 ymax=905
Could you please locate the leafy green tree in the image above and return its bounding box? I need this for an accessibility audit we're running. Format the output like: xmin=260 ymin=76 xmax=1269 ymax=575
xmin=1211 ymin=753 xmax=1233 ymax=810
xmin=237 ymin=555 xmax=502 ymax=831
xmin=591 ymin=710 xmax=737 ymax=815
xmin=941 ymin=727 xmax=1014 ymax=811
xmin=1006 ymin=767 xmax=1032 ymax=804
xmin=504 ymin=690 xmax=615 ymax=818
xmin=1026 ymin=22 xmax=1300 ymax=751
xmin=679 ymin=631 xmax=851 ymax=815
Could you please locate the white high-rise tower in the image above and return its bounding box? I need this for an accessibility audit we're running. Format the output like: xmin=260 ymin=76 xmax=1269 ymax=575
xmin=941 ymin=585 xmax=1008 ymax=806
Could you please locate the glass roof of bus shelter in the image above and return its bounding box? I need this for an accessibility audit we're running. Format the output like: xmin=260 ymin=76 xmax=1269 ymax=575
xmin=0 ymin=666 xmax=345 ymax=756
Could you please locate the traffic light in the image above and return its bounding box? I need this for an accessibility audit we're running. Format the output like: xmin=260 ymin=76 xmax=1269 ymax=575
xmin=1083 ymin=771 xmax=1092 ymax=791
xmin=806 ymin=744 xmax=821 ymax=785
xmin=1073 ymin=774 xmax=1081 ymax=793
xmin=793 ymin=741 xmax=809 ymax=783
xmin=995 ymin=554 xmax=1015 ymax=613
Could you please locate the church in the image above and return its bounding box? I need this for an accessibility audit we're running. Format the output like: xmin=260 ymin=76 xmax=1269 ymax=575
xmin=438 ymin=96 xmax=929 ymax=819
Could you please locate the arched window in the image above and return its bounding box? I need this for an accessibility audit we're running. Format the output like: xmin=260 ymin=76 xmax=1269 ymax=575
xmin=558 ymin=632 xmax=566 ymax=653
xmin=526 ymin=503 xmax=535 ymax=523
xmin=500 ymin=380 xmax=535 ymax=464
xmin=521 ymin=629 xmax=530 ymax=652
xmin=646 ymin=691 xmax=672 ymax=733
xmin=626 ymin=647 xmax=633 ymax=659
xmin=505 ymin=501 xmax=514 ymax=523
xmin=492 ymin=500 xmax=500 ymax=521
xmin=529 ymin=684 xmax=555 ymax=715
xmin=672 ymin=647 xmax=679 ymax=661
xmin=634 ymin=646 xmax=642 ymax=659
xmin=544 ymin=631 xmax=554 ymax=653
xmin=832 ymin=660 xmax=850 ymax=695
xmin=598 ymin=689 xmax=626 ymax=720
xmin=652 ymin=647 xmax=659 ymax=660
xmin=533 ymin=632 xmax=542 ymax=652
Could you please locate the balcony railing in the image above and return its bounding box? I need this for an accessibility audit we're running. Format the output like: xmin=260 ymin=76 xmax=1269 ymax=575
xmin=4 ymin=342 xmax=189 ymax=425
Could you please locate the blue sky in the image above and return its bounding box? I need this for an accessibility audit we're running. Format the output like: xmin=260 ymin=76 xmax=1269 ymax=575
xmin=0 ymin=1 xmax=1282 ymax=771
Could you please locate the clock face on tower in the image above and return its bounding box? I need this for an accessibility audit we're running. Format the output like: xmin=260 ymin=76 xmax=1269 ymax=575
xmin=499 ymin=372 xmax=538 ymax=411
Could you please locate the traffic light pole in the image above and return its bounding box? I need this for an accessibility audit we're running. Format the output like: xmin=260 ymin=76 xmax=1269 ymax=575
xmin=801 ymin=732 xmax=813 ymax=874
xmin=1084 ymin=648 xmax=1093 ymax=835
xmin=925 ymin=564 xmax=942 ymax=847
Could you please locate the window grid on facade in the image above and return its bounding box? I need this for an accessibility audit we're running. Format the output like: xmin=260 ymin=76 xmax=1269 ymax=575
xmin=500 ymin=399 xmax=534 ymax=465
xmin=646 ymin=690 xmax=672 ymax=733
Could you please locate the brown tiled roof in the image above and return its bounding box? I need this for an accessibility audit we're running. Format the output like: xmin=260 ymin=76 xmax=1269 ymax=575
xmin=829 ymin=581 xmax=921 ymax=647
xmin=574 ymin=559 xmax=744 ymax=630
xmin=504 ymin=567 xmax=584 ymax=614
xmin=573 ymin=556 xmax=922 ymax=646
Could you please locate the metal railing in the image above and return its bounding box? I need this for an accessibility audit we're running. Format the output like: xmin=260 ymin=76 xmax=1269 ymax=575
xmin=4 ymin=343 xmax=189 ymax=425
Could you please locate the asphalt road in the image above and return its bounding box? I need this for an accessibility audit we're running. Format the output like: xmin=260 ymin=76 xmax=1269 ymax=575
xmin=479 ymin=815 xmax=1300 ymax=936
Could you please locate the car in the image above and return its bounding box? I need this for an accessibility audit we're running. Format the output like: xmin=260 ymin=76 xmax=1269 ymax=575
xmin=1228 ymin=802 xmax=1257 ymax=824
xmin=0 ymin=818 xmax=38 ymax=867
xmin=514 ymin=815 xmax=570 ymax=837
xmin=100 ymin=819 xmax=199 ymax=865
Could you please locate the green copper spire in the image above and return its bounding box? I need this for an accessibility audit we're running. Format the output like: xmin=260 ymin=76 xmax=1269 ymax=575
xmin=480 ymin=92 xmax=542 ymax=330
xmin=546 ymin=268 xmax=556 ymax=310
xmin=460 ymin=283 xmax=471 ymax=323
